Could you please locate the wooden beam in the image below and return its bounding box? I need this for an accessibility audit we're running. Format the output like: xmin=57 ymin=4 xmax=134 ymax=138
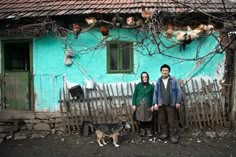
xmin=0 ymin=110 xmax=35 ymax=121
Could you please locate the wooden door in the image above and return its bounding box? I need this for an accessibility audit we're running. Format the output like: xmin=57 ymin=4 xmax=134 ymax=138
xmin=3 ymin=72 xmax=30 ymax=110
xmin=2 ymin=41 xmax=32 ymax=110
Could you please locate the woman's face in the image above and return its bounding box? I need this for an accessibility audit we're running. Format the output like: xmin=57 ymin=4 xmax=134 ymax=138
xmin=142 ymin=73 xmax=148 ymax=83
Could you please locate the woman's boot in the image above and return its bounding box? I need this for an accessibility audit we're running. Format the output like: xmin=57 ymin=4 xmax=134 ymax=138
xmin=140 ymin=129 xmax=145 ymax=137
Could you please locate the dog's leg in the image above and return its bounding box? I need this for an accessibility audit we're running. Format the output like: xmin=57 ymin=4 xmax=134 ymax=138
xmin=112 ymin=133 xmax=119 ymax=147
xmin=96 ymin=131 xmax=104 ymax=147
xmin=97 ymin=139 xmax=104 ymax=147
xmin=102 ymin=137 xmax=107 ymax=145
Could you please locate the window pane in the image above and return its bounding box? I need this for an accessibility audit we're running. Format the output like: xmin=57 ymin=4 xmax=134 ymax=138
xmin=4 ymin=43 xmax=29 ymax=71
xmin=121 ymin=43 xmax=131 ymax=70
xmin=110 ymin=43 xmax=118 ymax=70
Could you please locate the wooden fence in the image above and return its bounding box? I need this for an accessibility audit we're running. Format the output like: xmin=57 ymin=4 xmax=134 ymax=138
xmin=59 ymin=83 xmax=140 ymax=134
xmin=181 ymin=78 xmax=227 ymax=129
xmin=59 ymin=79 xmax=228 ymax=134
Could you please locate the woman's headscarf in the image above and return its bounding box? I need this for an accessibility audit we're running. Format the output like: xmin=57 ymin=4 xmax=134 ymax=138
xmin=141 ymin=71 xmax=149 ymax=85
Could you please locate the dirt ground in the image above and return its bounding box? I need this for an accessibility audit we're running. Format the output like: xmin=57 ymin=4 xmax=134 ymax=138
xmin=0 ymin=129 xmax=235 ymax=157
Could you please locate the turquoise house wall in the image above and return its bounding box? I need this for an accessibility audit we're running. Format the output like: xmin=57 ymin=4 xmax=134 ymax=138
xmin=33 ymin=28 xmax=224 ymax=112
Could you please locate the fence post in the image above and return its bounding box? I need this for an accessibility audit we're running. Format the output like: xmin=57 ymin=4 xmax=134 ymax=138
xmin=85 ymin=88 xmax=92 ymax=122
xmin=231 ymin=42 xmax=236 ymax=130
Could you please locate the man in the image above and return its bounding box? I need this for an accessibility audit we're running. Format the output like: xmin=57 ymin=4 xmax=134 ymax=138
xmin=153 ymin=64 xmax=182 ymax=143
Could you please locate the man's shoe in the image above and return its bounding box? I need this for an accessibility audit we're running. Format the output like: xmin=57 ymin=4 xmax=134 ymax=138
xmin=170 ymin=136 xmax=178 ymax=144
xmin=159 ymin=134 xmax=168 ymax=140
xmin=146 ymin=129 xmax=153 ymax=137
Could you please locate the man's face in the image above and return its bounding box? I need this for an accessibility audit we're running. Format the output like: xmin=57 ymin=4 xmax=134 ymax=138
xmin=142 ymin=73 xmax=148 ymax=83
xmin=161 ymin=68 xmax=169 ymax=78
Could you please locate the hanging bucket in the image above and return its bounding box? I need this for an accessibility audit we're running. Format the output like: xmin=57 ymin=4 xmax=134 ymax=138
xmin=86 ymin=80 xmax=95 ymax=89
xmin=69 ymin=85 xmax=84 ymax=99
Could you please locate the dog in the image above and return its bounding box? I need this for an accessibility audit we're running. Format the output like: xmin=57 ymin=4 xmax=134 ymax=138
xmin=88 ymin=121 xmax=131 ymax=147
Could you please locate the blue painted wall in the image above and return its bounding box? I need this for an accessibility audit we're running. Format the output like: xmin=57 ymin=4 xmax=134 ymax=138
xmin=33 ymin=28 xmax=224 ymax=111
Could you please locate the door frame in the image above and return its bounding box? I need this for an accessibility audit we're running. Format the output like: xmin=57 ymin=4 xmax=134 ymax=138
xmin=1 ymin=39 xmax=34 ymax=110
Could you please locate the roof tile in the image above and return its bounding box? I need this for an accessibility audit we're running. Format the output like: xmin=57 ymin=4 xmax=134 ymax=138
xmin=55 ymin=10 xmax=69 ymax=16
xmin=0 ymin=0 xmax=234 ymax=19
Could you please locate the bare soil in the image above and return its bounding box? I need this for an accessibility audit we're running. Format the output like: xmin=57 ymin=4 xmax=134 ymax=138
xmin=0 ymin=129 xmax=235 ymax=157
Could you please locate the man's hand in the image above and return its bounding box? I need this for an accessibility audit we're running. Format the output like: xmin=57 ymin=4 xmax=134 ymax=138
xmin=153 ymin=104 xmax=158 ymax=111
xmin=132 ymin=105 xmax=136 ymax=111
xmin=176 ymin=103 xmax=180 ymax=109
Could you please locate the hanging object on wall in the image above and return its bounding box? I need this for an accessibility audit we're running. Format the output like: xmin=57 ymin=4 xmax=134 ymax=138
xmin=186 ymin=24 xmax=215 ymax=40
xmin=112 ymin=13 xmax=124 ymax=27
xmin=141 ymin=5 xmax=153 ymax=23
xmin=175 ymin=31 xmax=189 ymax=41
xmin=85 ymin=79 xmax=95 ymax=89
xmin=175 ymin=24 xmax=214 ymax=51
xmin=204 ymin=24 xmax=215 ymax=34
xmin=73 ymin=24 xmax=81 ymax=39
xmin=100 ymin=26 xmax=109 ymax=36
xmin=126 ymin=17 xmax=136 ymax=26
xmin=85 ymin=17 xmax=97 ymax=25
xmin=166 ymin=24 xmax=173 ymax=38
xmin=135 ymin=17 xmax=144 ymax=27
xmin=186 ymin=25 xmax=203 ymax=40
xmin=175 ymin=31 xmax=191 ymax=51
xmin=69 ymin=85 xmax=84 ymax=100
xmin=64 ymin=49 xmax=74 ymax=66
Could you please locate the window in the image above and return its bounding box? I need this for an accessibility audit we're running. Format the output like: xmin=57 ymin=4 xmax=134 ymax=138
xmin=4 ymin=42 xmax=30 ymax=71
xmin=106 ymin=40 xmax=133 ymax=73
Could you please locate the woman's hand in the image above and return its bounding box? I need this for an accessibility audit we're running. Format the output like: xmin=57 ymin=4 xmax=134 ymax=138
xmin=151 ymin=106 xmax=154 ymax=112
xmin=132 ymin=105 xmax=136 ymax=111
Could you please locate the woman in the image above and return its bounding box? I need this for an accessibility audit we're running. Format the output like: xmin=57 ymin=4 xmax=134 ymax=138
xmin=132 ymin=72 xmax=154 ymax=137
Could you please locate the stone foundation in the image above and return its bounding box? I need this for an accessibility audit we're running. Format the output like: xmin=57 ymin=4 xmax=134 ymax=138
xmin=0 ymin=112 xmax=67 ymax=144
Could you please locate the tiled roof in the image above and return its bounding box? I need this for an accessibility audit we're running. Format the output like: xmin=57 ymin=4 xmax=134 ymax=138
xmin=0 ymin=0 xmax=235 ymax=19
